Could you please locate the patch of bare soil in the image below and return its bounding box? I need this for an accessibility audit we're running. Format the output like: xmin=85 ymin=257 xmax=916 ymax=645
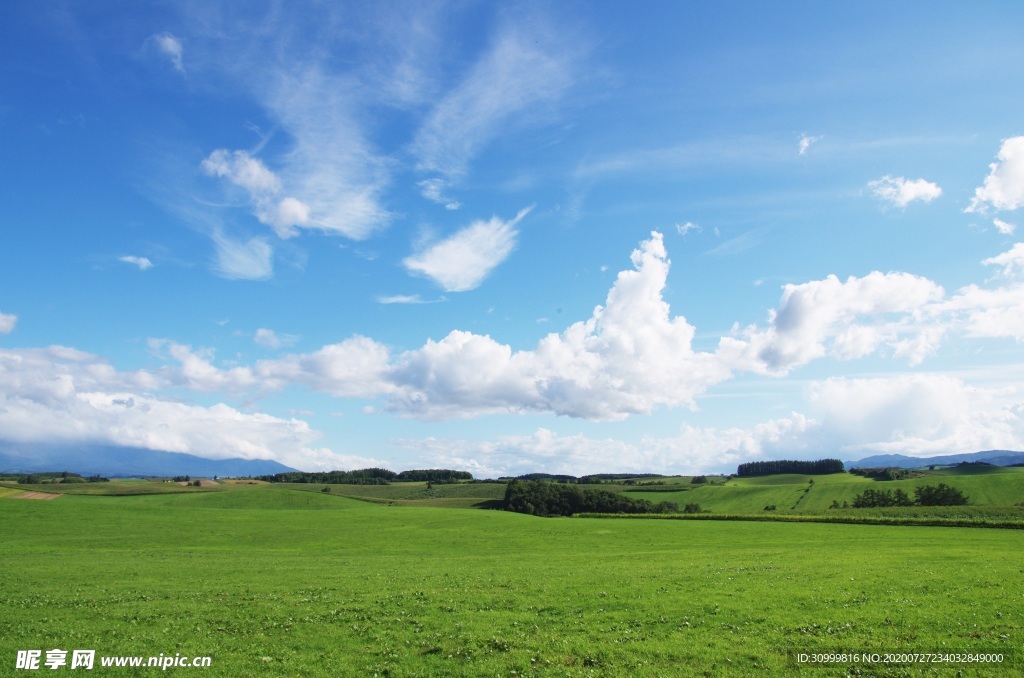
xmin=13 ymin=491 xmax=61 ymax=500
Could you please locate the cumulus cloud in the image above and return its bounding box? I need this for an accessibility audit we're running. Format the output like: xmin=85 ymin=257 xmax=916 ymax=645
xmin=152 ymin=32 xmax=184 ymax=73
xmin=118 ymin=255 xmax=153 ymax=271
xmin=394 ymin=414 xmax=817 ymax=476
xmin=149 ymin=340 xmax=257 ymax=393
xmin=144 ymin=236 xmax=1024 ymax=423
xmin=966 ymin=136 xmax=1024 ymax=213
xmin=0 ymin=312 xmax=16 ymax=334
xmin=869 ymin=175 xmax=942 ymax=207
xmin=808 ymin=374 xmax=1024 ymax=456
xmin=388 ymin=231 xmax=730 ymax=420
xmin=720 ymin=271 xmax=947 ymax=372
xmin=255 ymin=336 xmax=396 ymax=398
xmin=0 ymin=346 xmax=381 ymax=471
xmin=403 ymin=208 xmax=529 ymax=291
xmin=396 ymin=373 xmax=1024 ymax=474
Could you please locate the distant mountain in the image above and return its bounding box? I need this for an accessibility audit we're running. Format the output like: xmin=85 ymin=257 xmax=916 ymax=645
xmin=845 ymin=450 xmax=1024 ymax=469
xmin=0 ymin=442 xmax=297 ymax=477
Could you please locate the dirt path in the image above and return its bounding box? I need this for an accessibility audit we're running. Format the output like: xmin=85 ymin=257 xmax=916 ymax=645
xmin=11 ymin=491 xmax=61 ymax=500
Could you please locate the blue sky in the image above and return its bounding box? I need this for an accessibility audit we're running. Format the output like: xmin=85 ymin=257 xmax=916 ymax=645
xmin=2 ymin=1 xmax=1024 ymax=476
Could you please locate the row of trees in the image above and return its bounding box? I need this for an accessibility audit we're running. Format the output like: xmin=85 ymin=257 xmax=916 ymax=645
xmin=257 ymin=468 xmax=473 ymax=485
xmin=17 ymin=472 xmax=108 ymax=484
xmin=737 ymin=459 xmax=845 ymax=477
xmin=849 ymin=483 xmax=969 ymax=508
xmin=503 ymin=480 xmax=679 ymax=517
xmin=849 ymin=467 xmax=912 ymax=481
xmin=508 ymin=473 xmax=661 ymax=484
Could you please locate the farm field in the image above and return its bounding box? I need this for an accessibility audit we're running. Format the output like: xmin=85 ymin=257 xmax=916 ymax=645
xmin=622 ymin=467 xmax=1024 ymax=516
xmin=1 ymin=484 xmax=1021 ymax=676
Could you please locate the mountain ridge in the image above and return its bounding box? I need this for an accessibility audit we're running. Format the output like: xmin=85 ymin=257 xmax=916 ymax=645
xmin=844 ymin=449 xmax=1024 ymax=469
xmin=0 ymin=442 xmax=297 ymax=477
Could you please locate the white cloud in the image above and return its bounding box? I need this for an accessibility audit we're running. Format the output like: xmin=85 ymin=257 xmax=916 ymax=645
xmin=868 ymin=175 xmax=942 ymax=207
xmin=807 ymin=374 xmax=1024 ymax=456
xmin=0 ymin=346 xmax=379 ymax=471
xmin=376 ymin=294 xmax=440 ymax=305
xmin=138 ymin=236 xmax=1024 ymax=425
xmin=417 ymin=178 xmax=461 ymax=210
xmin=0 ymin=312 xmax=16 ymax=334
xmin=719 ymin=271 xmax=947 ymax=372
xmin=403 ymin=208 xmax=529 ymax=291
xmin=255 ymin=336 xmax=395 ymax=398
xmin=259 ymin=68 xmax=391 ymax=240
xmin=798 ymin=134 xmax=822 ymax=155
xmin=118 ymin=255 xmax=153 ymax=271
xmin=675 ymin=221 xmax=700 ymax=236
xmin=201 ymin=149 xmax=313 ymax=239
xmin=994 ymin=218 xmax=1017 ymax=235
xmin=152 ymin=32 xmax=184 ymax=73
xmin=983 ymin=242 xmax=1024 ymax=279
xmin=394 ymin=414 xmax=816 ymax=477
xmin=412 ymin=21 xmax=579 ymax=182
xmin=966 ymin=136 xmax=1024 ymax=213
xmin=210 ymin=230 xmax=274 ymax=280
xmin=150 ymin=340 xmax=257 ymax=393
xmin=397 ymin=373 xmax=1024 ymax=475
xmin=389 ymin=231 xmax=730 ymax=420
xmin=254 ymin=328 xmax=298 ymax=350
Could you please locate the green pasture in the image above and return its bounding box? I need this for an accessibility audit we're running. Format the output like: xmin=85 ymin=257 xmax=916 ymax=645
xmin=2 ymin=487 xmax=1021 ymax=676
xmin=623 ymin=467 xmax=1024 ymax=514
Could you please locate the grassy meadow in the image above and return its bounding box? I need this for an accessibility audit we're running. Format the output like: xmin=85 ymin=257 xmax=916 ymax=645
xmin=1 ymin=480 xmax=1022 ymax=676
xmin=621 ymin=466 xmax=1024 ymax=520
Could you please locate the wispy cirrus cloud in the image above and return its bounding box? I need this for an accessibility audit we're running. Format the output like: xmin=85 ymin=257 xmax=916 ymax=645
xmin=376 ymin=294 xmax=446 ymax=305
xmin=675 ymin=221 xmax=701 ymax=236
xmin=411 ymin=20 xmax=583 ymax=199
xmin=201 ymin=149 xmax=312 ymax=239
xmin=151 ymin=32 xmax=184 ymax=73
xmin=798 ymin=133 xmax=822 ymax=155
xmin=403 ymin=207 xmax=530 ymax=292
xmin=994 ymin=218 xmax=1017 ymax=235
xmin=868 ymin=175 xmax=942 ymax=207
xmin=210 ymin=230 xmax=274 ymax=281
xmin=254 ymin=328 xmax=298 ymax=350
xmin=118 ymin=255 xmax=153 ymax=271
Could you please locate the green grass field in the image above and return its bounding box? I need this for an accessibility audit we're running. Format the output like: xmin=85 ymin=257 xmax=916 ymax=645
xmin=623 ymin=467 xmax=1024 ymax=515
xmin=2 ymin=483 xmax=1021 ymax=676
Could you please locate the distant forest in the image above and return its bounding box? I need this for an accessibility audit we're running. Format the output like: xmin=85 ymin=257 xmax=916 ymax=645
xmin=505 ymin=473 xmax=662 ymax=484
xmin=503 ymin=479 xmax=680 ymax=517
xmin=737 ymin=459 xmax=844 ymax=477
xmin=257 ymin=468 xmax=473 ymax=485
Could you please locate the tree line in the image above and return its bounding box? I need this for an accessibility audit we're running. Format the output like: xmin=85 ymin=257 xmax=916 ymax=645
xmin=847 ymin=483 xmax=969 ymax=508
xmin=849 ymin=467 xmax=912 ymax=481
xmin=737 ymin=459 xmax=845 ymax=477
xmin=256 ymin=468 xmax=473 ymax=485
xmin=503 ymin=473 xmax=663 ymax=484
xmin=502 ymin=479 xmax=679 ymax=517
xmin=15 ymin=471 xmax=108 ymax=484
